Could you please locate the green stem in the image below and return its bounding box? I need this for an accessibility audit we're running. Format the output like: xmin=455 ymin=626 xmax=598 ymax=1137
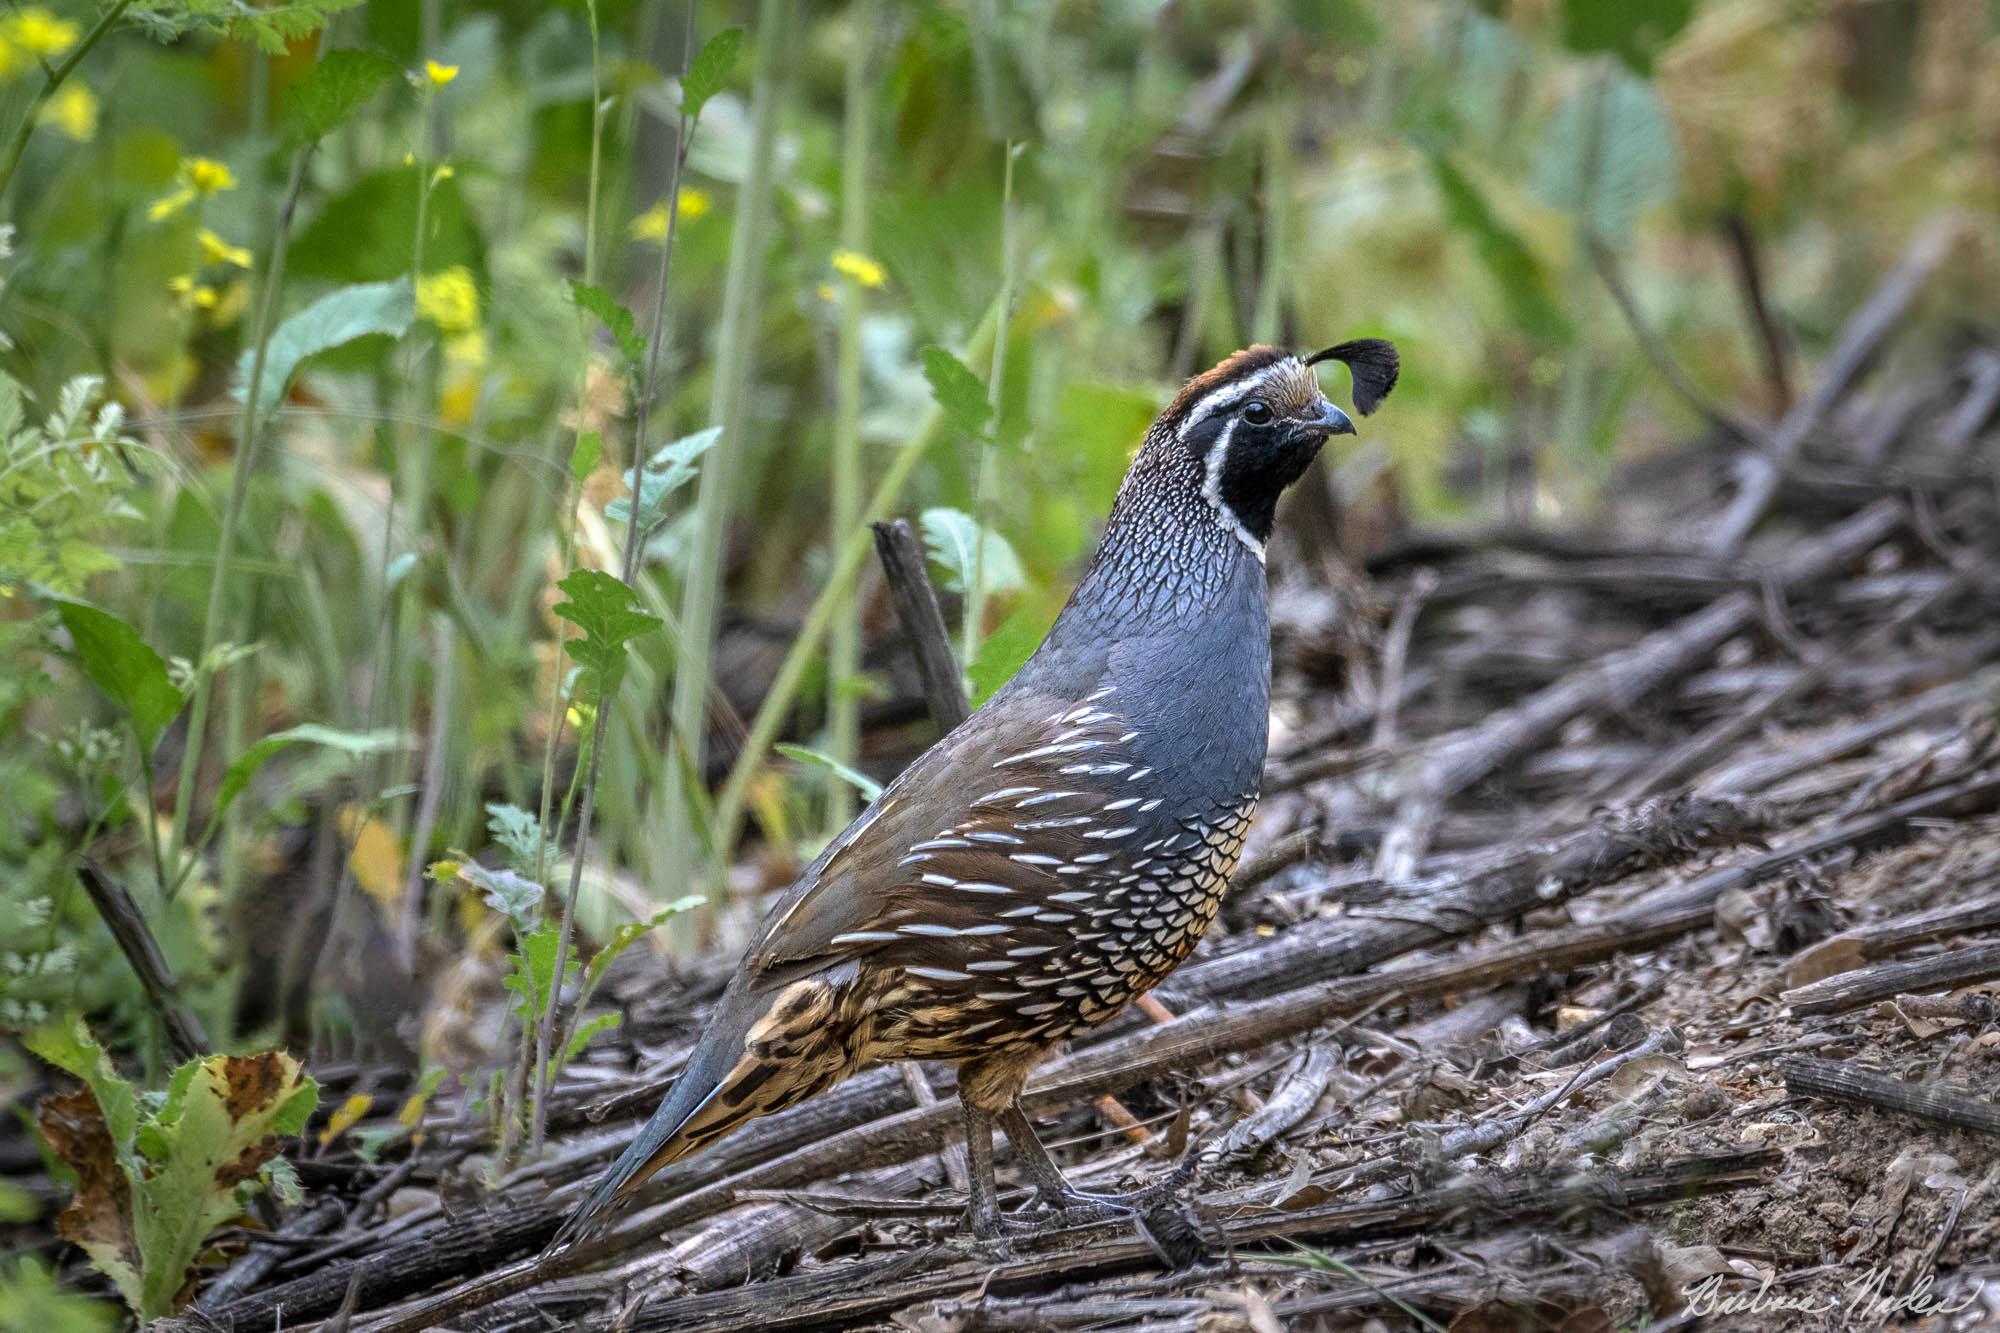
xmin=532 ymin=0 xmax=609 ymax=892
xmin=826 ymin=0 xmax=879 ymax=828
xmin=665 ymin=0 xmax=789 ymax=889
xmin=963 ymin=143 xmax=1018 ymax=679
xmin=164 ymin=143 xmax=314 ymax=886
xmin=711 ymin=305 xmax=999 ymax=855
xmin=531 ymin=2 xmax=703 ymax=1154
xmin=1252 ymin=95 xmax=1291 ymax=345
xmin=0 ymin=0 xmax=134 ymax=205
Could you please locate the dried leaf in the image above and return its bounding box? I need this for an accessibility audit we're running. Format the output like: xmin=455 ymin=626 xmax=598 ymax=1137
xmin=1786 ymin=934 xmax=1866 ymax=990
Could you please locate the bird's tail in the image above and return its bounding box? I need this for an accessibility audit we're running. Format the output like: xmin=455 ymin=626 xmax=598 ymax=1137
xmin=547 ymin=970 xmax=851 ymax=1251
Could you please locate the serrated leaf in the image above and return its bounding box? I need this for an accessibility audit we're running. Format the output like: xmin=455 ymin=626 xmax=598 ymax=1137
xmin=920 ymin=346 xmax=992 ymax=436
xmin=235 ymin=277 xmax=416 ymax=422
xmin=774 ymin=743 xmax=883 ymax=801
xmin=27 ymin=1021 xmax=137 ymax=1156
xmin=484 ymin=802 xmax=547 ymax=876
xmin=1557 ymin=0 xmax=1694 ymax=75
xmin=49 ymin=597 xmax=184 ymax=753
xmin=1530 ymin=71 xmax=1678 ymax=241
xmin=213 ymin=725 xmax=406 ymax=826
xmin=918 ymin=507 xmax=1023 ymax=597
xmin=502 ymin=920 xmax=575 ymax=1023
xmin=570 ymin=430 xmax=602 ymax=484
xmin=604 ymin=425 xmax=721 ymax=535
xmin=552 ymin=569 xmax=661 ymax=702
xmin=457 ymin=861 xmax=547 ymax=931
xmin=288 ymin=49 xmax=399 ymax=146
xmin=680 ymin=27 xmax=744 ymax=121
xmin=569 ymin=281 xmax=645 ymax=369
xmin=37 ymin=1047 xmax=316 ymax=1319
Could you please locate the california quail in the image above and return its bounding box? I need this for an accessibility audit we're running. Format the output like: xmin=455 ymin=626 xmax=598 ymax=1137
xmin=558 ymin=339 xmax=1399 ymax=1242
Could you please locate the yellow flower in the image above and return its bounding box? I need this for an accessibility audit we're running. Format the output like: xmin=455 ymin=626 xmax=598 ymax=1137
xmin=444 ymin=328 xmax=488 ymax=367
xmin=415 ymin=266 xmax=479 ymax=333
xmin=168 ymin=274 xmax=220 ymax=310
xmin=831 ymin=249 xmax=886 ymax=288
xmin=36 ymin=82 xmax=96 ymax=140
xmin=440 ymin=373 xmax=479 ymax=427
xmin=148 ymin=156 xmax=237 ymax=222
xmin=187 ymin=157 xmax=235 ymax=193
xmin=628 ymin=187 xmax=712 ymax=241
xmin=430 ymin=163 xmax=454 ymax=186
xmin=197 ymin=228 xmax=252 ymax=268
xmin=423 ymin=59 xmax=458 ymax=87
xmin=8 ymin=8 xmax=80 ymax=59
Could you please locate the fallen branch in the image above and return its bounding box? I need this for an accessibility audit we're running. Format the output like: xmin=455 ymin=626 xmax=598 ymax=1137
xmin=1780 ymin=1057 xmax=2000 ymax=1136
xmin=614 ymin=1150 xmax=1780 ymax=1332
xmin=1781 ymin=943 xmax=2000 ymax=1017
xmin=1374 ymin=499 xmax=1904 ymax=877
xmin=75 ymin=860 xmax=209 ymax=1062
xmin=1707 ymin=215 xmax=1960 ymax=554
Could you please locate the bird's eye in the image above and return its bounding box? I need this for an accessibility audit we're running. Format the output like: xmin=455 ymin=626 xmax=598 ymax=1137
xmin=1241 ymin=400 xmax=1273 ymax=425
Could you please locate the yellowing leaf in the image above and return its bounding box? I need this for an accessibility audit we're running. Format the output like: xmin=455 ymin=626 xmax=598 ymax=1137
xmin=318 ymin=1093 xmax=373 ymax=1146
xmin=36 ymin=1046 xmax=317 ymax=1319
xmin=339 ymin=806 xmax=405 ymax=912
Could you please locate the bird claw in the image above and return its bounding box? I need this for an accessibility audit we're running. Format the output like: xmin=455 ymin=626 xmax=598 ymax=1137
xmin=998 ymin=1157 xmax=1211 ymax=1265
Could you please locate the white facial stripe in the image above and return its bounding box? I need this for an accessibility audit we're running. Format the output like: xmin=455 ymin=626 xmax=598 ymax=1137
xmin=1200 ymin=417 xmax=1266 ymax=561
xmin=1173 ymin=358 xmax=1299 ymax=445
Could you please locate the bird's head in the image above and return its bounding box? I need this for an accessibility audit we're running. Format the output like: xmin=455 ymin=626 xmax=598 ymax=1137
xmin=1149 ymin=339 xmax=1398 ymax=553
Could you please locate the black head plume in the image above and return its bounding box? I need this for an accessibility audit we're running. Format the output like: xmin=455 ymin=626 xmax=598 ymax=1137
xmin=1306 ymin=339 xmax=1399 ymax=416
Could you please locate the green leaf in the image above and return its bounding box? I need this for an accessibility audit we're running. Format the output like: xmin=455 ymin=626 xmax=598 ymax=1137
xmin=484 ymin=802 xmax=548 ymax=876
xmin=27 ymin=1021 xmax=137 ymax=1154
xmin=235 ymin=278 xmax=416 ymax=422
xmin=774 ymin=743 xmax=884 ymax=801
xmin=1530 ymin=71 xmax=1679 ymax=240
xmin=552 ymin=569 xmax=662 ymax=703
xmin=603 ymin=426 xmax=721 ymax=535
xmin=560 ymin=1012 xmax=621 ymax=1068
xmin=569 ymin=430 xmax=602 ymax=484
xmin=1427 ymin=153 xmax=1572 ymax=344
xmin=680 ymin=27 xmax=745 ymax=121
xmin=966 ymin=602 xmax=1051 ymax=705
xmin=35 ymin=1046 xmax=316 ymax=1320
xmin=457 ymin=861 xmax=546 ymax=931
xmin=128 ymin=1053 xmax=314 ymax=1317
xmin=502 ymin=919 xmax=575 ymax=1023
xmin=569 ymin=282 xmax=646 ymax=369
xmin=583 ymin=897 xmax=704 ymax=991
xmin=213 ymin=725 xmax=406 ymax=825
xmin=288 ymin=49 xmax=399 ymax=146
xmin=920 ymin=346 xmax=992 ymax=436
xmin=1557 ymin=0 xmax=1694 ymax=75
xmin=49 ymin=598 xmax=184 ymax=754
xmin=918 ymin=507 xmax=1023 ymax=597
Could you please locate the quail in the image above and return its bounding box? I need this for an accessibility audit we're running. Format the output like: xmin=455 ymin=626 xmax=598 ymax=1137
xmin=558 ymin=339 xmax=1399 ymax=1243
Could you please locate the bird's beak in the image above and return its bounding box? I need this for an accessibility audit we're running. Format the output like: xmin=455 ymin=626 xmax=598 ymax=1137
xmin=1295 ymin=398 xmax=1356 ymax=440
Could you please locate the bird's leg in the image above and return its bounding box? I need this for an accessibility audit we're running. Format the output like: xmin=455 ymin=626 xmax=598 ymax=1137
xmin=997 ymin=1102 xmax=1210 ymax=1265
xmin=958 ymin=1093 xmax=1002 ymax=1239
xmin=998 ymin=1103 xmax=1197 ymax=1219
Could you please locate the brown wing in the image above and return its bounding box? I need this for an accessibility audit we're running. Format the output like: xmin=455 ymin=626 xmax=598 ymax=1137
xmin=745 ymin=683 xmax=1150 ymax=978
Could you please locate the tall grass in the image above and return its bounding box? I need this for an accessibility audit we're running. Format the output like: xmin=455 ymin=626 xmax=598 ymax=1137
xmin=825 ymin=0 xmax=881 ymax=830
xmin=667 ymin=0 xmax=791 ymax=894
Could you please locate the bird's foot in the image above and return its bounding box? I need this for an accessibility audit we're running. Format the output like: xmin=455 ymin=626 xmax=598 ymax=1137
xmin=1017 ymin=1157 xmax=1210 ymax=1265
